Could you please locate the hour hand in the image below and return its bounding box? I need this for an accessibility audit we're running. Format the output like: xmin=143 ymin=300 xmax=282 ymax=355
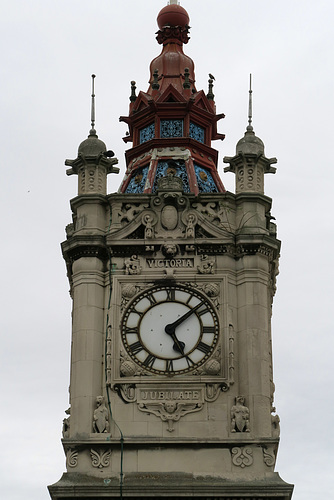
xmin=164 ymin=326 xmax=185 ymax=354
xmin=171 ymin=333 xmax=185 ymax=355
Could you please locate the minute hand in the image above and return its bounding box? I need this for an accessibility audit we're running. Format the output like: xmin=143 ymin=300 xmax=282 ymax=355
xmin=165 ymin=300 xmax=205 ymax=334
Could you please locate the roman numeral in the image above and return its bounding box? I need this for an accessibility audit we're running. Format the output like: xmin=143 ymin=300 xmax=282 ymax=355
xmin=143 ymin=354 xmax=156 ymax=368
xmin=197 ymin=306 xmax=209 ymax=317
xmin=165 ymin=359 xmax=174 ymax=373
xmin=202 ymin=326 xmax=216 ymax=334
xmin=166 ymin=288 xmax=176 ymax=301
xmin=185 ymin=356 xmax=195 ymax=367
xmin=146 ymin=293 xmax=157 ymax=306
xmin=129 ymin=341 xmax=143 ymax=355
xmin=125 ymin=326 xmax=138 ymax=335
xmin=196 ymin=341 xmax=211 ymax=354
xmin=185 ymin=294 xmax=192 ymax=305
xmin=133 ymin=308 xmax=143 ymax=318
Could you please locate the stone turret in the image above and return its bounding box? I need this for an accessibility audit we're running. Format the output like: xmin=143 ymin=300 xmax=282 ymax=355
xmin=223 ymin=76 xmax=277 ymax=194
xmin=65 ymin=75 xmax=119 ymax=196
xmin=63 ymin=76 xmax=119 ymax=238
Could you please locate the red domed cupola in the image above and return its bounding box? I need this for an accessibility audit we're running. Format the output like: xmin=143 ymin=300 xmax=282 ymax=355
xmin=119 ymin=1 xmax=226 ymax=195
xmin=148 ymin=2 xmax=194 ymax=98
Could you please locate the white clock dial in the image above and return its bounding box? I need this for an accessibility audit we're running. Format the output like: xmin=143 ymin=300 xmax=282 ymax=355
xmin=121 ymin=284 xmax=219 ymax=375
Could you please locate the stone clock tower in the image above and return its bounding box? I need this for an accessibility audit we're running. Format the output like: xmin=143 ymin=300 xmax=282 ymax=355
xmin=49 ymin=2 xmax=294 ymax=499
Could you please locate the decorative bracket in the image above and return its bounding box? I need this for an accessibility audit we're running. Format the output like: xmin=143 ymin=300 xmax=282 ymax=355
xmin=114 ymin=383 xmax=137 ymax=403
xmin=205 ymin=382 xmax=229 ymax=402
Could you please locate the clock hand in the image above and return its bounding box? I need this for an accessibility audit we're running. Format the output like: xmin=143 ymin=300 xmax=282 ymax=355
xmin=170 ymin=332 xmax=185 ymax=355
xmin=164 ymin=325 xmax=185 ymax=354
xmin=165 ymin=300 xmax=205 ymax=334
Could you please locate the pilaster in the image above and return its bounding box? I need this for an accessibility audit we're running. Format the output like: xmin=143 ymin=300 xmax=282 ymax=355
xmin=69 ymin=256 xmax=106 ymax=437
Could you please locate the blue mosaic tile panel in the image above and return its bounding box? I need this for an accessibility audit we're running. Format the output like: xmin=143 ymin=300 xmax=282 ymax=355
xmin=153 ymin=160 xmax=190 ymax=193
xmin=160 ymin=119 xmax=183 ymax=138
xmin=189 ymin=122 xmax=205 ymax=143
xmin=139 ymin=123 xmax=155 ymax=144
xmin=194 ymin=164 xmax=218 ymax=193
xmin=125 ymin=165 xmax=149 ymax=194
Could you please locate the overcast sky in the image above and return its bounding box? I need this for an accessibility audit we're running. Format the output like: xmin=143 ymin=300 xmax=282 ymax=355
xmin=1 ymin=1 xmax=333 ymax=499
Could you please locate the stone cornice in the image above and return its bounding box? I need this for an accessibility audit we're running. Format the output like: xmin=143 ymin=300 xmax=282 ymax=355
xmin=70 ymin=193 xmax=109 ymax=211
xmin=61 ymin=235 xmax=108 ymax=264
xmin=235 ymin=191 xmax=273 ymax=209
xmin=235 ymin=233 xmax=281 ymax=255
xmin=65 ymin=152 xmax=119 ymax=176
xmin=62 ymin=436 xmax=279 ymax=447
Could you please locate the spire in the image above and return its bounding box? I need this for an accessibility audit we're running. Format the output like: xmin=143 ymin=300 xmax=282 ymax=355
xmin=90 ymin=74 xmax=96 ymax=135
xmin=151 ymin=2 xmax=194 ymax=97
xmin=248 ymin=73 xmax=253 ymax=129
xmin=75 ymin=74 xmax=106 ymax=155
xmin=235 ymin=74 xmax=264 ymax=155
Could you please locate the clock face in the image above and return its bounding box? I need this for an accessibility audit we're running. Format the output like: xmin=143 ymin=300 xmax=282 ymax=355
xmin=121 ymin=284 xmax=219 ymax=375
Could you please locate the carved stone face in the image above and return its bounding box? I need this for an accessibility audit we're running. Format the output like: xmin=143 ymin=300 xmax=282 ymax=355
xmin=96 ymin=396 xmax=104 ymax=407
xmin=165 ymin=402 xmax=177 ymax=414
xmin=163 ymin=243 xmax=178 ymax=256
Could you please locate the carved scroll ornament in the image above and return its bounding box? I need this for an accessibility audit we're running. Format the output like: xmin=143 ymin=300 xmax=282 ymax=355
xmin=66 ymin=448 xmax=78 ymax=468
xmin=263 ymin=446 xmax=276 ymax=467
xmin=90 ymin=448 xmax=111 ymax=469
xmin=231 ymin=447 xmax=253 ymax=468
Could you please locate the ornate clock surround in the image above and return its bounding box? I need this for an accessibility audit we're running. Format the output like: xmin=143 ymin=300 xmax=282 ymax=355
xmin=109 ymin=274 xmax=230 ymax=386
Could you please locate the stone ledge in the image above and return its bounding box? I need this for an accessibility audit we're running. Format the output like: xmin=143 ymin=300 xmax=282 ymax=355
xmin=62 ymin=436 xmax=279 ymax=447
xmin=48 ymin=471 xmax=293 ymax=499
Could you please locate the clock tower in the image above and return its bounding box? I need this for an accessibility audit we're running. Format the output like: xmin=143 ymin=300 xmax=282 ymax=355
xmin=49 ymin=2 xmax=294 ymax=499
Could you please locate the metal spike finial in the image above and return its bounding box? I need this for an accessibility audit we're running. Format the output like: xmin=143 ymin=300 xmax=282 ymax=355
xmin=207 ymin=74 xmax=214 ymax=101
xmin=90 ymin=74 xmax=96 ymax=134
xmin=130 ymin=80 xmax=137 ymax=102
xmin=248 ymin=73 xmax=253 ymax=129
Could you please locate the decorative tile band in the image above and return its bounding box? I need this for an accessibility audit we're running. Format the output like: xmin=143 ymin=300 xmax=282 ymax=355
xmin=140 ymin=123 xmax=155 ymax=144
xmin=125 ymin=165 xmax=149 ymax=193
xmin=189 ymin=121 xmax=205 ymax=143
xmin=160 ymin=119 xmax=183 ymax=138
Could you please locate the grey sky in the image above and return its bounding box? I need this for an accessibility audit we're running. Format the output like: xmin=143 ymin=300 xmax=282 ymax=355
xmin=1 ymin=1 xmax=333 ymax=499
